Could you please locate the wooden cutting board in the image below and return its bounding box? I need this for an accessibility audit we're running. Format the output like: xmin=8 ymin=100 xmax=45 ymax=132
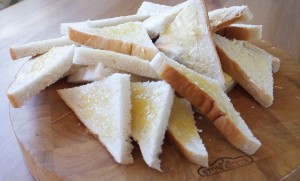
xmin=10 ymin=41 xmax=300 ymax=181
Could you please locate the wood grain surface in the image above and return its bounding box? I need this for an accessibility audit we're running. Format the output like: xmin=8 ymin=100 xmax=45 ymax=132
xmin=1 ymin=0 xmax=300 ymax=180
xmin=9 ymin=40 xmax=300 ymax=181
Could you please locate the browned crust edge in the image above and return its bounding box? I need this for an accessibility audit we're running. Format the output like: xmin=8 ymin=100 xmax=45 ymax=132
xmin=68 ymin=27 xmax=158 ymax=61
xmin=211 ymin=7 xmax=250 ymax=33
xmin=9 ymin=47 xmax=18 ymax=60
xmin=7 ymin=93 xmax=19 ymax=108
xmin=211 ymin=16 xmax=240 ymax=33
xmin=216 ymin=46 xmax=273 ymax=107
xmin=216 ymin=26 xmax=251 ymax=41
xmin=158 ymin=64 xmax=255 ymax=153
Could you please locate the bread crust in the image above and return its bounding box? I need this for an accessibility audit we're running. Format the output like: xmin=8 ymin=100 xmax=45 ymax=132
xmin=155 ymin=60 xmax=260 ymax=154
xmin=216 ymin=25 xmax=262 ymax=41
xmin=210 ymin=7 xmax=253 ymax=32
xmin=216 ymin=46 xmax=273 ymax=107
xmin=9 ymin=48 xmax=17 ymax=60
xmin=68 ymin=27 xmax=158 ymax=61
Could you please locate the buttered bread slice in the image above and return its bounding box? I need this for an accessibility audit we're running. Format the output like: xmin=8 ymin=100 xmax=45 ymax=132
xmin=168 ymin=97 xmax=208 ymax=167
xmin=131 ymin=81 xmax=174 ymax=171
xmin=209 ymin=6 xmax=253 ymax=32
xmin=68 ymin=22 xmax=159 ymax=60
xmin=214 ymin=34 xmax=275 ymax=107
xmin=7 ymin=45 xmax=75 ymax=108
xmin=155 ymin=0 xmax=225 ymax=89
xmin=73 ymin=47 xmax=159 ymax=79
xmin=151 ymin=53 xmax=261 ymax=155
xmin=57 ymin=74 xmax=134 ymax=164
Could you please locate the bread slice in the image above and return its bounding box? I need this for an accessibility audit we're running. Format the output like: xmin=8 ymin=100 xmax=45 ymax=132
xmin=67 ymin=64 xmax=153 ymax=83
xmin=216 ymin=24 xmax=263 ymax=41
xmin=151 ymin=52 xmax=261 ymax=155
xmin=9 ymin=36 xmax=74 ymax=60
xmin=68 ymin=22 xmax=158 ymax=60
xmin=60 ymin=14 xmax=149 ymax=35
xmin=87 ymin=14 xmax=149 ymax=28
xmin=209 ymin=6 xmax=253 ymax=32
xmin=214 ymin=34 xmax=275 ymax=107
xmin=142 ymin=1 xmax=188 ymax=39
xmin=67 ymin=64 xmax=104 ymax=83
xmin=223 ymin=71 xmax=236 ymax=93
xmin=156 ymin=0 xmax=225 ymax=89
xmin=168 ymin=97 xmax=208 ymax=167
xmin=57 ymin=74 xmax=134 ymax=164
xmin=73 ymin=47 xmax=159 ymax=79
xmin=7 ymin=45 xmax=75 ymax=108
xmin=131 ymin=81 xmax=174 ymax=171
xmin=137 ymin=1 xmax=171 ymax=16
xmin=137 ymin=2 xmax=252 ymax=37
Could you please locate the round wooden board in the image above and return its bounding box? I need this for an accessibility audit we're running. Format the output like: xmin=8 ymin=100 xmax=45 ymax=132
xmin=10 ymin=41 xmax=300 ymax=181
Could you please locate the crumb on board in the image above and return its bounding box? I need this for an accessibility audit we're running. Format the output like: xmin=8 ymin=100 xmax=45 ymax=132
xmin=274 ymin=85 xmax=283 ymax=90
xmin=197 ymin=129 xmax=202 ymax=133
xmin=251 ymin=106 xmax=255 ymax=109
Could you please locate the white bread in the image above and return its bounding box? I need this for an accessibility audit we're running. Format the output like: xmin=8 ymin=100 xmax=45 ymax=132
xmin=7 ymin=45 xmax=75 ymax=108
xmin=9 ymin=36 xmax=74 ymax=60
xmin=57 ymin=74 xmax=134 ymax=164
xmin=216 ymin=24 xmax=263 ymax=40
xmin=209 ymin=6 xmax=253 ymax=32
xmin=67 ymin=64 xmax=104 ymax=83
xmin=131 ymin=81 xmax=174 ymax=171
xmin=142 ymin=1 xmax=188 ymax=39
xmin=137 ymin=2 xmax=252 ymax=37
xmin=137 ymin=1 xmax=171 ymax=16
xmin=151 ymin=53 xmax=261 ymax=155
xmin=60 ymin=14 xmax=149 ymax=35
xmin=168 ymin=97 xmax=208 ymax=167
xmin=68 ymin=22 xmax=158 ymax=60
xmin=223 ymin=71 xmax=237 ymax=93
xmin=214 ymin=34 xmax=274 ymax=107
xmin=73 ymin=47 xmax=159 ymax=79
xmin=87 ymin=14 xmax=150 ymax=28
xmin=156 ymin=0 xmax=225 ymax=89
xmin=67 ymin=64 xmax=153 ymax=83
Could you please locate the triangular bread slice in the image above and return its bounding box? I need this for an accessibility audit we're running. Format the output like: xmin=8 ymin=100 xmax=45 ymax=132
xmin=155 ymin=0 xmax=225 ymax=89
xmin=168 ymin=97 xmax=208 ymax=167
xmin=7 ymin=45 xmax=75 ymax=108
xmin=137 ymin=2 xmax=252 ymax=38
xmin=142 ymin=1 xmax=188 ymax=39
xmin=131 ymin=81 xmax=174 ymax=171
xmin=68 ymin=22 xmax=158 ymax=60
xmin=67 ymin=64 xmax=153 ymax=83
xmin=214 ymin=34 xmax=275 ymax=107
xmin=209 ymin=6 xmax=253 ymax=32
xmin=137 ymin=1 xmax=171 ymax=16
xmin=9 ymin=36 xmax=74 ymax=60
xmin=151 ymin=53 xmax=261 ymax=155
xmin=57 ymin=73 xmax=134 ymax=164
xmin=60 ymin=14 xmax=149 ymax=35
xmin=216 ymin=24 xmax=262 ymax=41
xmin=73 ymin=47 xmax=159 ymax=79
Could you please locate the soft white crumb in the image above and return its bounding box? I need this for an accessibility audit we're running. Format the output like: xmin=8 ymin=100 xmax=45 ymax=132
xmin=197 ymin=129 xmax=203 ymax=133
xmin=251 ymin=106 xmax=255 ymax=109
xmin=297 ymin=96 xmax=300 ymax=100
